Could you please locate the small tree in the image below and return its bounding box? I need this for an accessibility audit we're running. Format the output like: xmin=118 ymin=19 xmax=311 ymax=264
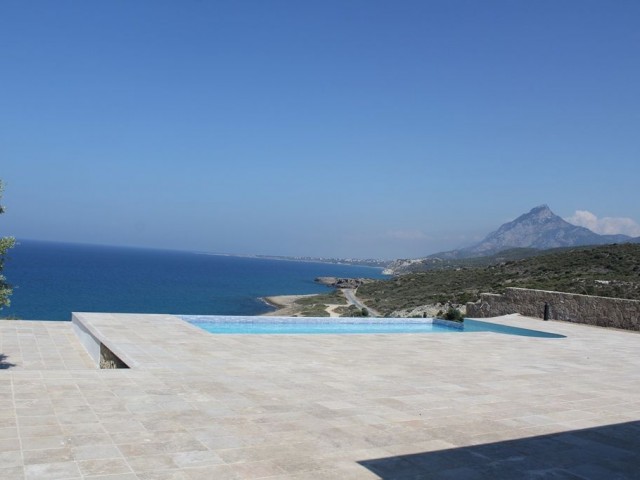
xmin=0 ymin=181 xmax=16 ymax=310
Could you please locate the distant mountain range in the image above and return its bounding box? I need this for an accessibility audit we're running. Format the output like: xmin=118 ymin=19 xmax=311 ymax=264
xmin=386 ymin=205 xmax=640 ymax=274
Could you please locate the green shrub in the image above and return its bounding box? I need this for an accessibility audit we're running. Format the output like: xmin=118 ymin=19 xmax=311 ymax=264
xmin=438 ymin=307 xmax=464 ymax=322
xmin=338 ymin=305 xmax=368 ymax=317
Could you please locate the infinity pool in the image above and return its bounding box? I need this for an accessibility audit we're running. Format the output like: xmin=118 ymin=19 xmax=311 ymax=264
xmin=182 ymin=316 xmax=565 ymax=338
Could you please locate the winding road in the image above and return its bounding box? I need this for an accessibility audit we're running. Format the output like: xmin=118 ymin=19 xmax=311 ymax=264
xmin=342 ymin=288 xmax=382 ymax=317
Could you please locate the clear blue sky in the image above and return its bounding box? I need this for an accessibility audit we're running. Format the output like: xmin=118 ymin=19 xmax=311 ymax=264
xmin=2 ymin=1 xmax=639 ymax=258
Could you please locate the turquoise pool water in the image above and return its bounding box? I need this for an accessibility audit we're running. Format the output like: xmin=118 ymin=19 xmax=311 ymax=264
xmin=182 ymin=316 xmax=564 ymax=338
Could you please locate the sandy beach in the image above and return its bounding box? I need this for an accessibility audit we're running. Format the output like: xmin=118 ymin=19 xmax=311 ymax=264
xmin=261 ymin=294 xmax=352 ymax=317
xmin=261 ymin=294 xmax=317 ymax=316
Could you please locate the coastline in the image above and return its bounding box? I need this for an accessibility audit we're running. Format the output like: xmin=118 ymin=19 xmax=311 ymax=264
xmin=200 ymin=251 xmax=388 ymax=271
xmin=260 ymin=294 xmax=317 ymax=316
xmin=260 ymin=293 xmax=467 ymax=319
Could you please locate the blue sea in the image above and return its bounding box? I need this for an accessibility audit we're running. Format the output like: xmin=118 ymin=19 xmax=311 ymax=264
xmin=1 ymin=240 xmax=387 ymax=321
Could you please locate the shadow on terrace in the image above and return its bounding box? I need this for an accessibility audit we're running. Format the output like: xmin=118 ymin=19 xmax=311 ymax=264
xmin=359 ymin=420 xmax=640 ymax=479
xmin=0 ymin=353 xmax=15 ymax=369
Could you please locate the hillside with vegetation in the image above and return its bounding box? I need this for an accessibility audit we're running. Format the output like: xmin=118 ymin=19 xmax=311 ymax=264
xmin=386 ymin=205 xmax=640 ymax=274
xmin=358 ymin=243 xmax=640 ymax=316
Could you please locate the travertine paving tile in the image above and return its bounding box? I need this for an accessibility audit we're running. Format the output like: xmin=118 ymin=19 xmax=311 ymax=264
xmin=0 ymin=466 xmax=25 ymax=480
xmin=77 ymin=458 xmax=132 ymax=476
xmin=2 ymin=313 xmax=640 ymax=478
xmin=22 ymin=447 xmax=73 ymax=465
xmin=23 ymin=460 xmax=81 ymax=480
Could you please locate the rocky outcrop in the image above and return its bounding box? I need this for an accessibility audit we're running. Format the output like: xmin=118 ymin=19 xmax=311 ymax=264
xmin=390 ymin=302 xmax=466 ymax=318
xmin=314 ymin=277 xmax=375 ymax=289
xmin=467 ymin=287 xmax=640 ymax=331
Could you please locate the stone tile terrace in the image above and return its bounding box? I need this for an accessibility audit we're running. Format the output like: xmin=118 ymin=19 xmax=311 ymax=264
xmin=0 ymin=313 xmax=639 ymax=479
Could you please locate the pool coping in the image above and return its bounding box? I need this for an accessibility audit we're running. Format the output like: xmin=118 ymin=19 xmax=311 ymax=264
xmin=72 ymin=312 xmax=572 ymax=371
xmin=182 ymin=314 xmax=466 ymax=330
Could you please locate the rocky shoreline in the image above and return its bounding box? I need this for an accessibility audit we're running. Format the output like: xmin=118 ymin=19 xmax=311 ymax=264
xmin=314 ymin=277 xmax=375 ymax=288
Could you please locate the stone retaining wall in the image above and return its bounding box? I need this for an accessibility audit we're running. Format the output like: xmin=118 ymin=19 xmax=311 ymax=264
xmin=466 ymin=287 xmax=640 ymax=331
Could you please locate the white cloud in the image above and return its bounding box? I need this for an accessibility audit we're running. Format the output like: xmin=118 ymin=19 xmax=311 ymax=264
xmin=565 ymin=210 xmax=640 ymax=237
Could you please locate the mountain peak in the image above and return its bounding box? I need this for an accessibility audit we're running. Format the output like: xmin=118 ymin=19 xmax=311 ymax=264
xmin=529 ymin=204 xmax=552 ymax=214
xmin=426 ymin=205 xmax=633 ymax=260
xmin=519 ymin=204 xmax=554 ymax=222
